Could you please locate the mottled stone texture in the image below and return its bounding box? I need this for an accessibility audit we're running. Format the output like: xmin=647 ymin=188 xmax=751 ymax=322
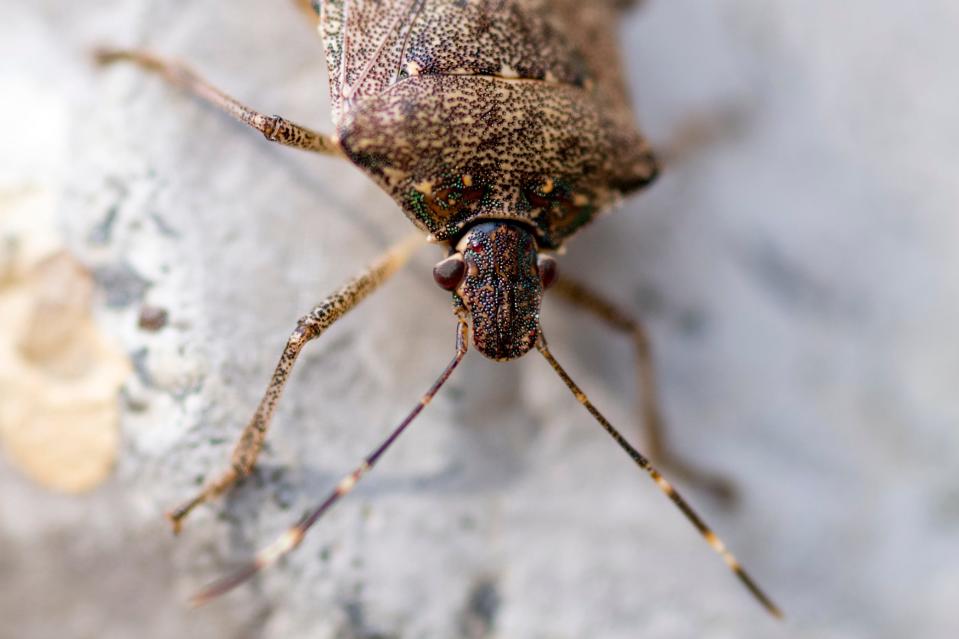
xmin=2 ymin=1 xmax=959 ymax=638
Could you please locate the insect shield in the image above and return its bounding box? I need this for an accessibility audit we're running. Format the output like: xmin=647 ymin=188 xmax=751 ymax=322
xmin=97 ymin=0 xmax=781 ymax=618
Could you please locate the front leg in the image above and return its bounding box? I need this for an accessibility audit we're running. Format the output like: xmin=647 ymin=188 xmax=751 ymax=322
xmin=167 ymin=234 xmax=423 ymax=532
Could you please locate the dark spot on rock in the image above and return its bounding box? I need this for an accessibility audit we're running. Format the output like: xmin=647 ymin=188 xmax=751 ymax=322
xmin=337 ymin=600 xmax=399 ymax=639
xmin=130 ymin=347 xmax=154 ymax=387
xmin=93 ymin=262 xmax=151 ymax=308
xmin=119 ymin=386 xmax=149 ymax=413
xmin=459 ymin=576 xmax=500 ymax=639
xmin=88 ymin=205 xmax=118 ymax=245
xmin=138 ymin=305 xmax=169 ymax=331
xmin=149 ymin=212 xmax=180 ymax=238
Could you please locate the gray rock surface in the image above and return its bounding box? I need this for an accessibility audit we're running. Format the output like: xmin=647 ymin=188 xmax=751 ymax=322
xmin=2 ymin=1 xmax=958 ymax=638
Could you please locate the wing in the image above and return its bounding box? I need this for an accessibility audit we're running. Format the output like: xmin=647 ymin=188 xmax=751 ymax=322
xmin=321 ymin=0 xmax=637 ymax=123
xmin=320 ymin=0 xmax=657 ymax=248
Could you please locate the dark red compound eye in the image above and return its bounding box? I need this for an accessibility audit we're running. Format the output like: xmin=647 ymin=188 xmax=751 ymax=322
xmin=433 ymin=254 xmax=467 ymax=291
xmin=538 ymin=254 xmax=558 ymax=289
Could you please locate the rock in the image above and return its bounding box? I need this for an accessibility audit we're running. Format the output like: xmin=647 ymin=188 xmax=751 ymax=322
xmin=2 ymin=1 xmax=958 ymax=638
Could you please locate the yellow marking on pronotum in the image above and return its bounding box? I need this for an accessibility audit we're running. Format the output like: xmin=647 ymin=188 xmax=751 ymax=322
xmin=414 ymin=180 xmax=434 ymax=196
xmin=382 ymin=166 xmax=410 ymax=184
xmin=462 ymin=174 xmax=473 ymax=187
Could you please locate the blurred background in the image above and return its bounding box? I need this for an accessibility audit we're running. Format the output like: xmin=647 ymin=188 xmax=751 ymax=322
xmin=2 ymin=1 xmax=958 ymax=638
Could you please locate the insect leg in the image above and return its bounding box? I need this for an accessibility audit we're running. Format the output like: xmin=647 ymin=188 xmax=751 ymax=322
xmin=93 ymin=47 xmax=342 ymax=156
xmin=552 ymin=277 xmax=735 ymax=503
xmin=535 ymin=335 xmax=782 ymax=618
xmin=190 ymin=313 xmax=470 ymax=605
xmin=166 ymin=234 xmax=424 ymax=533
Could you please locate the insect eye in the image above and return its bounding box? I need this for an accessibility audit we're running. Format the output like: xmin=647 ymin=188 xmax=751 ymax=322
xmin=538 ymin=255 xmax=558 ymax=289
xmin=433 ymin=254 xmax=466 ymax=291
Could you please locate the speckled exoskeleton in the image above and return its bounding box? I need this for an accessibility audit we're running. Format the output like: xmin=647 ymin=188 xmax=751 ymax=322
xmin=96 ymin=0 xmax=781 ymax=617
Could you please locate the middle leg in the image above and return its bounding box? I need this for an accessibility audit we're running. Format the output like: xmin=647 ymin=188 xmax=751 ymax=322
xmin=167 ymin=234 xmax=424 ymax=532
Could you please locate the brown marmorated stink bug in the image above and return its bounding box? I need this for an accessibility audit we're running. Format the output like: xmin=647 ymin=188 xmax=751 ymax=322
xmin=95 ymin=0 xmax=782 ymax=617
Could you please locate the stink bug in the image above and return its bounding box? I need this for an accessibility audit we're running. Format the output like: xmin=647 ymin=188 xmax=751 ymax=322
xmin=96 ymin=0 xmax=782 ymax=617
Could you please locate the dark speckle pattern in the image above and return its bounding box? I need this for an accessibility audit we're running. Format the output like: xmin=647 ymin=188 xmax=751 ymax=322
xmin=321 ymin=0 xmax=658 ymax=248
xmin=454 ymin=221 xmax=542 ymax=360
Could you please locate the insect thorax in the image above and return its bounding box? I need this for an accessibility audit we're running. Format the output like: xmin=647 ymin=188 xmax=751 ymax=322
xmin=323 ymin=0 xmax=659 ymax=249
